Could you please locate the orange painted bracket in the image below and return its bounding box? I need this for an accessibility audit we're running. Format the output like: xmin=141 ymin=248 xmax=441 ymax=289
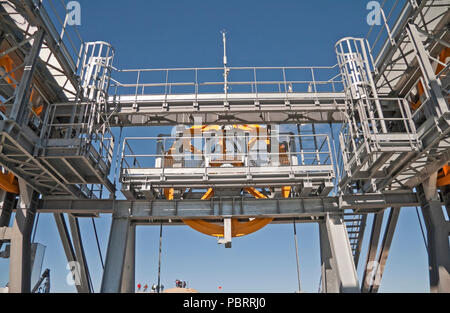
xmin=202 ymin=188 xmax=214 ymax=200
xmin=0 ymin=54 xmax=16 ymax=86
xmin=244 ymin=187 xmax=266 ymax=199
xmin=0 ymin=172 xmax=19 ymax=194
xmin=164 ymin=188 xmax=174 ymax=200
xmin=282 ymin=186 xmax=291 ymax=198
xmin=437 ymin=164 xmax=450 ymax=187
xmin=411 ymin=47 xmax=450 ymax=111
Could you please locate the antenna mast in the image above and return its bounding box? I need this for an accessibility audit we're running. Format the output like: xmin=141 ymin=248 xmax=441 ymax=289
xmin=221 ymin=30 xmax=230 ymax=94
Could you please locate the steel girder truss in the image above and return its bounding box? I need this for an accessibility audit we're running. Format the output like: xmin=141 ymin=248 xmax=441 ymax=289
xmin=0 ymin=1 xmax=116 ymax=200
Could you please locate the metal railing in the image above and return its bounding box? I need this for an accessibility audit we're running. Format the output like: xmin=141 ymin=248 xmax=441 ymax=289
xmin=120 ymin=134 xmax=335 ymax=183
xmin=365 ymin=0 xmax=410 ymax=66
xmin=38 ymin=0 xmax=84 ymax=73
xmin=339 ymin=97 xmax=419 ymax=175
xmin=79 ymin=42 xmax=115 ymax=102
xmin=109 ymin=65 xmax=344 ymax=99
xmin=42 ymin=103 xmax=115 ymax=172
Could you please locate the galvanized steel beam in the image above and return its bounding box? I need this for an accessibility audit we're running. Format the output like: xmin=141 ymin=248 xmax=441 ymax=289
xmin=370 ymin=207 xmax=400 ymax=293
xmin=418 ymin=175 xmax=450 ymax=293
xmin=53 ymin=213 xmax=85 ymax=293
xmin=324 ymin=214 xmax=360 ymax=293
xmin=67 ymin=215 xmax=92 ymax=293
xmin=361 ymin=211 xmax=385 ymax=292
xmin=38 ymin=192 xmax=421 ymax=218
xmin=8 ymin=179 xmax=38 ymax=293
xmin=100 ymin=216 xmax=130 ymax=293
xmin=319 ymin=221 xmax=340 ymax=293
xmin=120 ymin=223 xmax=136 ymax=293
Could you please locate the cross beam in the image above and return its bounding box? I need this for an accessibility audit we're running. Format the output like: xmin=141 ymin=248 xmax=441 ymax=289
xmin=38 ymin=192 xmax=421 ymax=223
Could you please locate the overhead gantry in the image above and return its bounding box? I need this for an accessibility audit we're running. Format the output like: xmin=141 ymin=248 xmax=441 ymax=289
xmin=0 ymin=0 xmax=448 ymax=294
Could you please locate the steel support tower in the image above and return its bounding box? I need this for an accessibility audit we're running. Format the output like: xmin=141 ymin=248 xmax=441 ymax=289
xmin=0 ymin=0 xmax=448 ymax=293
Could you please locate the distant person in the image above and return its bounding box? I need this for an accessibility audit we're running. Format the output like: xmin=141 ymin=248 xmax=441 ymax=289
xmin=182 ymin=281 xmax=186 ymax=288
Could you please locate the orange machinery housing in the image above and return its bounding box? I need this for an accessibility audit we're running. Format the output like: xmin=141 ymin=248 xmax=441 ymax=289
xmin=410 ymin=47 xmax=450 ymax=187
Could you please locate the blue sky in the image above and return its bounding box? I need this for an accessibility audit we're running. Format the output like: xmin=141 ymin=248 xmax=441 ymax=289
xmin=0 ymin=0 xmax=433 ymax=293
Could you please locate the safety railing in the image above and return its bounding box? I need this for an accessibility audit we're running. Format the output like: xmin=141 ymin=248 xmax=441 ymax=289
xmin=41 ymin=103 xmax=115 ymax=171
xmin=407 ymin=78 xmax=450 ymax=134
xmin=79 ymin=42 xmax=115 ymax=102
xmin=46 ymin=122 xmax=114 ymax=165
xmin=109 ymin=65 xmax=344 ymax=99
xmin=35 ymin=0 xmax=84 ymax=73
xmin=120 ymin=134 xmax=334 ymax=176
xmin=365 ymin=0 xmax=411 ymax=67
xmin=345 ymin=97 xmax=417 ymax=139
xmin=335 ymin=38 xmax=378 ymax=100
xmin=339 ymin=96 xmax=420 ymax=184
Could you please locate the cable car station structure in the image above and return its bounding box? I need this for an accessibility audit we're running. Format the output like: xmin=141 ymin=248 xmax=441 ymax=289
xmin=0 ymin=0 xmax=449 ymax=293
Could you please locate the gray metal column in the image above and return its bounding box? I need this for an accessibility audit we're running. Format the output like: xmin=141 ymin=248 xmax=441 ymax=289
xmin=418 ymin=174 xmax=450 ymax=293
xmin=319 ymin=221 xmax=339 ymax=293
xmin=370 ymin=207 xmax=400 ymax=293
xmin=53 ymin=213 xmax=85 ymax=293
xmin=8 ymin=179 xmax=38 ymax=293
xmin=68 ymin=215 xmax=92 ymax=293
xmin=101 ymin=216 xmax=130 ymax=293
xmin=361 ymin=211 xmax=385 ymax=292
xmin=120 ymin=223 xmax=135 ymax=293
xmin=9 ymin=29 xmax=45 ymax=124
xmin=325 ymin=214 xmax=360 ymax=293
xmin=441 ymin=185 xmax=450 ymax=218
xmin=0 ymin=191 xmax=16 ymax=250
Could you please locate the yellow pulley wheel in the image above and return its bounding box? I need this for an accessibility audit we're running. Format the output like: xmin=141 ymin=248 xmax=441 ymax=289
xmin=183 ymin=218 xmax=274 ymax=238
xmin=163 ymin=124 xmax=291 ymax=238
xmin=182 ymin=186 xmax=276 ymax=238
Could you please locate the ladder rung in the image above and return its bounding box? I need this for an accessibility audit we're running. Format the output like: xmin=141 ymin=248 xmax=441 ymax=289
xmin=345 ymin=219 xmax=363 ymax=222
